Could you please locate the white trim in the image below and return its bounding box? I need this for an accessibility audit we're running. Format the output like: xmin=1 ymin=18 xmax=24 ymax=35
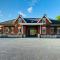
xmin=45 ymin=16 xmax=52 ymax=23
xmin=21 ymin=17 xmax=26 ymax=23
xmin=37 ymin=16 xmax=52 ymax=23
xmin=19 ymin=23 xmax=45 ymax=25
xmin=42 ymin=26 xmax=46 ymax=34
xmin=37 ymin=19 xmax=41 ymax=23
xmin=13 ymin=15 xmax=26 ymax=24
xmin=22 ymin=26 xmax=23 ymax=34
xmin=40 ymin=26 xmax=41 ymax=34
xmin=57 ymin=27 xmax=60 ymax=34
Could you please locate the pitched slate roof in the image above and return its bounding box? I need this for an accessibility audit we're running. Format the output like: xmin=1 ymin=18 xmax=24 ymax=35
xmin=0 ymin=18 xmax=60 ymax=25
xmin=24 ymin=18 xmax=40 ymax=23
xmin=0 ymin=19 xmax=15 ymax=25
xmin=50 ymin=19 xmax=60 ymax=24
xmin=0 ymin=18 xmax=41 ymax=25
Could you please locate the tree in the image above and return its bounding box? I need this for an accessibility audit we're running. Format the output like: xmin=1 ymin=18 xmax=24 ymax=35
xmin=56 ymin=16 xmax=60 ymax=20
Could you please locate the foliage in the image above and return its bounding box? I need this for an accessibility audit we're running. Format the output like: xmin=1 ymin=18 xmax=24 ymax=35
xmin=56 ymin=16 xmax=60 ymax=20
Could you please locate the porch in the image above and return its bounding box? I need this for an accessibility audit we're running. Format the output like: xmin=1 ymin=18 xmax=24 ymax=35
xmin=22 ymin=25 xmax=40 ymax=37
xmin=22 ymin=25 xmax=60 ymax=38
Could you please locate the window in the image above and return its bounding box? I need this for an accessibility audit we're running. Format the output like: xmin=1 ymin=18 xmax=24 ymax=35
xmin=50 ymin=27 xmax=54 ymax=34
xmin=18 ymin=26 xmax=21 ymax=33
xmin=11 ymin=27 xmax=14 ymax=34
xmin=42 ymin=18 xmax=46 ymax=23
xmin=5 ymin=27 xmax=9 ymax=34
xmin=18 ymin=29 xmax=21 ymax=32
xmin=30 ymin=29 xmax=37 ymax=35
xmin=57 ymin=28 xmax=60 ymax=34
xmin=18 ymin=18 xmax=22 ymax=23
xmin=42 ymin=27 xmax=46 ymax=34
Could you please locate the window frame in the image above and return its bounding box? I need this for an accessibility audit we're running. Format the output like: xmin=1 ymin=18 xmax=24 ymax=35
xmin=50 ymin=27 xmax=54 ymax=34
xmin=42 ymin=18 xmax=46 ymax=23
xmin=42 ymin=26 xmax=46 ymax=34
xmin=57 ymin=27 xmax=60 ymax=34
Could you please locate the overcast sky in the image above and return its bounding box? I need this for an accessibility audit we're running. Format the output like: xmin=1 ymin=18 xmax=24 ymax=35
xmin=0 ymin=0 xmax=60 ymax=22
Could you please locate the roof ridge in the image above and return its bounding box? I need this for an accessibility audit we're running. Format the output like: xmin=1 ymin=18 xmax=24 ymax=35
xmin=23 ymin=18 xmax=40 ymax=19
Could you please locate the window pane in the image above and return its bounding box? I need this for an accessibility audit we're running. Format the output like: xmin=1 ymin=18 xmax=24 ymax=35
xmin=42 ymin=18 xmax=46 ymax=23
xmin=30 ymin=29 xmax=36 ymax=35
xmin=57 ymin=28 xmax=60 ymax=34
xmin=50 ymin=27 xmax=54 ymax=34
xmin=42 ymin=27 xmax=46 ymax=34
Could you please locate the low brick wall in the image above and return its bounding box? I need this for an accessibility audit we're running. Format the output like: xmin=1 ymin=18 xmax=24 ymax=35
xmin=40 ymin=35 xmax=60 ymax=38
xmin=0 ymin=34 xmax=60 ymax=38
xmin=0 ymin=34 xmax=22 ymax=38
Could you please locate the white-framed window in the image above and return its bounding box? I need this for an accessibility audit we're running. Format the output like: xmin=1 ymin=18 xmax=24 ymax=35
xmin=18 ymin=26 xmax=21 ymax=32
xmin=5 ymin=27 xmax=9 ymax=34
xmin=57 ymin=27 xmax=60 ymax=34
xmin=42 ymin=27 xmax=46 ymax=34
xmin=11 ymin=27 xmax=14 ymax=34
xmin=50 ymin=27 xmax=54 ymax=34
xmin=42 ymin=18 xmax=46 ymax=23
xmin=18 ymin=18 xmax=22 ymax=23
xmin=18 ymin=29 xmax=21 ymax=32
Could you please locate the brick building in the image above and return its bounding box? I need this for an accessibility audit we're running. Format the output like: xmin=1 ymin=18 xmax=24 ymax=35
xmin=0 ymin=15 xmax=60 ymax=38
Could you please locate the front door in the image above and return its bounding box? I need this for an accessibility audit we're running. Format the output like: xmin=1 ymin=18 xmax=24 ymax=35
xmin=26 ymin=26 xmax=37 ymax=37
xmin=29 ymin=28 xmax=37 ymax=37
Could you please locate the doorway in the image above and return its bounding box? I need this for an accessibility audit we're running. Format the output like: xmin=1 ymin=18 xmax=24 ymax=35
xmin=26 ymin=26 xmax=38 ymax=37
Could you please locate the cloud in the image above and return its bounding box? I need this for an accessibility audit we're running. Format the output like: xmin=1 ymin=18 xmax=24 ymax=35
xmin=24 ymin=0 xmax=41 ymax=14
xmin=27 ymin=7 xmax=33 ymax=13
xmin=24 ymin=0 xmax=40 ymax=6
xmin=18 ymin=11 xmax=26 ymax=17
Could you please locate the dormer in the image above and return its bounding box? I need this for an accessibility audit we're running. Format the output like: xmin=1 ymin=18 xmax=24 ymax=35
xmin=37 ymin=14 xmax=52 ymax=24
xmin=17 ymin=15 xmax=26 ymax=23
xmin=42 ymin=15 xmax=46 ymax=23
xmin=13 ymin=15 xmax=26 ymax=26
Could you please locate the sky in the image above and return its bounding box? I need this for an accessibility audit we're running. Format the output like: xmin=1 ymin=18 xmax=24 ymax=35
xmin=0 ymin=0 xmax=60 ymax=22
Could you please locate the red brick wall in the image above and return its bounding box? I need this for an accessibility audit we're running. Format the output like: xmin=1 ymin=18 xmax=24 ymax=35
xmin=38 ymin=26 xmax=40 ymax=34
xmin=14 ymin=27 xmax=18 ymax=34
xmin=46 ymin=27 xmax=51 ymax=34
xmin=46 ymin=19 xmax=51 ymax=24
xmin=23 ymin=26 xmax=26 ymax=34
